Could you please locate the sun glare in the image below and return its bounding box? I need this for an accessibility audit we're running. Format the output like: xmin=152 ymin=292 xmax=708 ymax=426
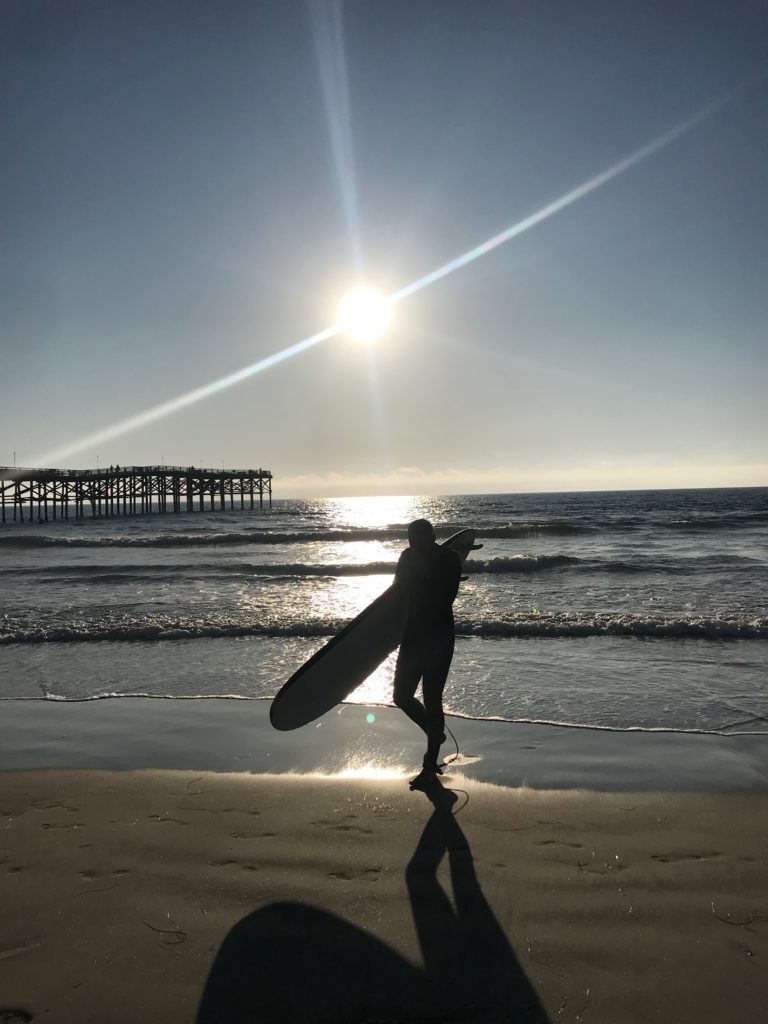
xmin=339 ymin=287 xmax=391 ymax=342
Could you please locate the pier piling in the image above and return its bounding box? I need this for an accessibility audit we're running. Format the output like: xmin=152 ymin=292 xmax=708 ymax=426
xmin=0 ymin=465 xmax=273 ymax=523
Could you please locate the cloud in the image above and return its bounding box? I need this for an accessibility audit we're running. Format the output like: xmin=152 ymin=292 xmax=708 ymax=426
xmin=276 ymin=461 xmax=768 ymax=498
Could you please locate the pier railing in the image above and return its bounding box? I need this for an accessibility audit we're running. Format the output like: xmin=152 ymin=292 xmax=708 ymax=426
xmin=0 ymin=465 xmax=273 ymax=522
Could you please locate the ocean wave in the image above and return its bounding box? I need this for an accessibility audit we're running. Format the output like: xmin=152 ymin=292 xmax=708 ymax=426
xmin=468 ymin=555 xmax=579 ymax=572
xmin=0 ymin=619 xmax=343 ymax=645
xmin=6 ymin=552 xmax=764 ymax=585
xmin=2 ymin=511 xmax=765 ymax=549
xmin=0 ymin=521 xmax=651 ymax=549
xmin=0 ymin=554 xmax=582 ymax=581
xmin=477 ymin=522 xmax=594 ymax=537
xmin=3 ymin=611 xmax=766 ymax=645
xmin=663 ymin=512 xmax=768 ymax=530
xmin=0 ymin=561 xmax=393 ymax=582
xmin=0 ymin=530 xmax=388 ymax=548
xmin=455 ymin=612 xmax=768 ymax=639
xmin=0 ymin=526 xmax=425 ymax=548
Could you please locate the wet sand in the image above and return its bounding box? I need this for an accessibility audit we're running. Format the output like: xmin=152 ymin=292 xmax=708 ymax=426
xmin=2 ymin=697 xmax=767 ymax=791
xmin=2 ymin=768 xmax=767 ymax=1023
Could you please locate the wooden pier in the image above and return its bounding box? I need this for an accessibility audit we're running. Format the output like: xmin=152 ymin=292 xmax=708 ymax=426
xmin=0 ymin=465 xmax=273 ymax=523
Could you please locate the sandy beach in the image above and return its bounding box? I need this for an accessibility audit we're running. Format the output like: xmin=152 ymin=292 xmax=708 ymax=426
xmin=2 ymin=736 xmax=767 ymax=1022
xmin=3 ymin=0 xmax=767 ymax=1017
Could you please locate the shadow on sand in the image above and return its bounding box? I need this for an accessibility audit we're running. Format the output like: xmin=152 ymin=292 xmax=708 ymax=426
xmin=197 ymin=780 xmax=549 ymax=1023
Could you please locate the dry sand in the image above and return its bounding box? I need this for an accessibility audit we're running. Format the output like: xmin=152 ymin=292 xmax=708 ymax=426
xmin=1 ymin=769 xmax=767 ymax=1023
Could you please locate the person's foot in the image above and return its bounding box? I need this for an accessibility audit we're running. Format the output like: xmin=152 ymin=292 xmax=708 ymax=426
xmin=409 ymin=765 xmax=439 ymax=789
xmin=410 ymin=758 xmax=443 ymax=789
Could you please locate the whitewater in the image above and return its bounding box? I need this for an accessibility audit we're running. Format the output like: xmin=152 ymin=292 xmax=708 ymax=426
xmin=1 ymin=488 xmax=766 ymax=734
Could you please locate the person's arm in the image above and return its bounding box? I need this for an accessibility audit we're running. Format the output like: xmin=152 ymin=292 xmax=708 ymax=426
xmin=446 ymin=549 xmax=462 ymax=604
xmin=436 ymin=548 xmax=461 ymax=605
xmin=394 ymin=548 xmax=410 ymax=585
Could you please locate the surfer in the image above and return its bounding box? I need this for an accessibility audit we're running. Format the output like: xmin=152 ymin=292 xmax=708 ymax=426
xmin=393 ymin=519 xmax=462 ymax=787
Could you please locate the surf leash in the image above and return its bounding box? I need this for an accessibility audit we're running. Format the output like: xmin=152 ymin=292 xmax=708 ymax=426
xmin=440 ymin=722 xmax=460 ymax=769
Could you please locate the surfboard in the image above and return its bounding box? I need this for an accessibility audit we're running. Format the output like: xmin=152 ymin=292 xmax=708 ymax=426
xmin=270 ymin=529 xmax=478 ymax=731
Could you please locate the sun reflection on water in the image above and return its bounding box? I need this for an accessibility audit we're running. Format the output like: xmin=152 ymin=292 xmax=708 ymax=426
xmin=305 ymin=571 xmax=398 ymax=707
xmin=346 ymin=652 xmax=397 ymax=705
xmin=304 ymin=495 xmax=453 ymax=707
xmin=328 ymin=494 xmax=424 ymax=530
xmin=287 ymin=496 xmax=458 ymax=709
xmin=307 ymin=572 xmax=391 ymax=621
xmin=316 ymin=539 xmax=395 ymax=566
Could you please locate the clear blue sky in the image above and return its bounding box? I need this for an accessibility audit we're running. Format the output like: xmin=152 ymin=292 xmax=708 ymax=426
xmin=1 ymin=0 xmax=766 ymax=496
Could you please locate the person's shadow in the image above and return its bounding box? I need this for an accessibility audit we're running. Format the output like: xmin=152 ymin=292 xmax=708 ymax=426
xmin=197 ymin=780 xmax=549 ymax=1023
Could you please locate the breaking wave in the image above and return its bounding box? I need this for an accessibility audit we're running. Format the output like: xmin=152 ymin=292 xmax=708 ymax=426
xmin=5 ymin=552 xmax=763 ymax=585
xmin=3 ymin=611 xmax=766 ymax=645
xmin=0 ymin=526 xmax=578 ymax=547
xmin=0 ymin=529 xmax=396 ymax=548
xmin=0 ymin=553 xmax=582 ymax=582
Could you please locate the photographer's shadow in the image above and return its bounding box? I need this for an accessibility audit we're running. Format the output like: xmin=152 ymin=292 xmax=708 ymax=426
xmin=197 ymin=780 xmax=548 ymax=1022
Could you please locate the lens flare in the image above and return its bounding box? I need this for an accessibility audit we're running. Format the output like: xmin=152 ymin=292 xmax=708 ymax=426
xmin=35 ymin=325 xmax=338 ymax=465
xmin=388 ymin=84 xmax=749 ymax=306
xmin=31 ymin=77 xmax=759 ymax=467
xmin=310 ymin=0 xmax=361 ymax=273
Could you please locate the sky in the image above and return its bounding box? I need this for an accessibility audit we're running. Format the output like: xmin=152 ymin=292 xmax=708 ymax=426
xmin=1 ymin=0 xmax=767 ymax=498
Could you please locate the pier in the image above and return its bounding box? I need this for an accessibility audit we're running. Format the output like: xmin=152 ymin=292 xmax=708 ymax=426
xmin=0 ymin=465 xmax=273 ymax=523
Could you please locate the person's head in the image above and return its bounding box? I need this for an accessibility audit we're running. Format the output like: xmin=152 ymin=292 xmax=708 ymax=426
xmin=407 ymin=518 xmax=435 ymax=552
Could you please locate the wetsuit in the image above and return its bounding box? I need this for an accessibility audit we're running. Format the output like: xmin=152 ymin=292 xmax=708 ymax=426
xmin=393 ymin=543 xmax=461 ymax=766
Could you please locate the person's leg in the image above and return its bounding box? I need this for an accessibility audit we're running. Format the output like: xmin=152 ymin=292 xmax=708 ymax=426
xmin=421 ymin=636 xmax=455 ymax=768
xmin=392 ymin=643 xmax=429 ymax=733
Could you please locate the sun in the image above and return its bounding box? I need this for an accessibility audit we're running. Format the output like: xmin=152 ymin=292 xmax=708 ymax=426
xmin=338 ymin=287 xmax=391 ymax=342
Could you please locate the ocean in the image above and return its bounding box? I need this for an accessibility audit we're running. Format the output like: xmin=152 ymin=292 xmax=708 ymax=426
xmin=1 ymin=488 xmax=766 ymax=736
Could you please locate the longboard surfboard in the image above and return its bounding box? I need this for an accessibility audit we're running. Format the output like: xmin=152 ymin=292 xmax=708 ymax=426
xmin=270 ymin=529 xmax=478 ymax=731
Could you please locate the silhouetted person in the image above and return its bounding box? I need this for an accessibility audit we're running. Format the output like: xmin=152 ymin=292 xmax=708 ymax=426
xmin=393 ymin=519 xmax=461 ymax=786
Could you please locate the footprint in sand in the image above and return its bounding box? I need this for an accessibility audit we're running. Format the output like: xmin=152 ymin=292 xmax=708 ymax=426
xmin=231 ymin=831 xmax=275 ymax=839
xmin=0 ymin=1011 xmax=34 ymax=1022
xmin=311 ymin=816 xmax=373 ymax=835
xmin=209 ymin=859 xmax=259 ymax=872
xmin=329 ymin=866 xmax=382 ymax=882
xmin=178 ymin=805 xmax=261 ymax=815
xmin=78 ymin=869 xmax=130 ymax=880
xmin=651 ymin=851 xmax=721 ymax=863
xmin=31 ymin=800 xmax=77 ymax=813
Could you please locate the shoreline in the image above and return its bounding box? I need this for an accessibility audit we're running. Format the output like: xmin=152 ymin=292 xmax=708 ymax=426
xmin=1 ymin=696 xmax=767 ymax=791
